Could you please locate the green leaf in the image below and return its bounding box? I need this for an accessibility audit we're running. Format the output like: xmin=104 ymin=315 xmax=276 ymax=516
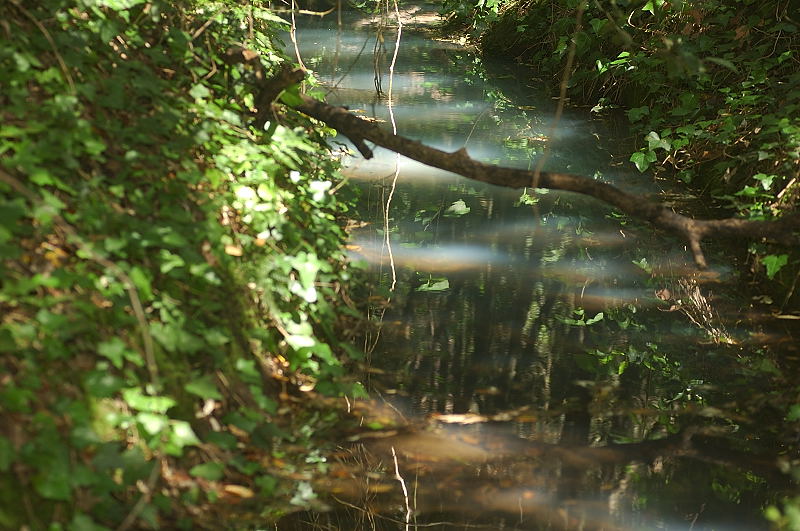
xmin=136 ymin=412 xmax=168 ymax=435
xmin=34 ymin=460 xmax=71 ymax=501
xmin=630 ymin=151 xmax=653 ymax=172
xmin=589 ymin=18 xmax=606 ymax=35
xmin=753 ymin=173 xmax=776 ymax=190
xmin=189 ymin=84 xmax=211 ymax=100
xmin=632 ymin=257 xmax=652 ymax=274
xmin=626 ymin=106 xmax=650 ymax=122
xmin=190 ymin=462 xmax=225 ymax=481
xmin=252 ymin=8 xmax=290 ymax=26
xmin=255 ymin=474 xmax=278 ymax=496
xmin=122 ymin=388 xmax=176 ymax=413
xmin=128 ymin=266 xmax=153 ymax=301
xmin=444 ymin=199 xmax=470 ymax=217
xmin=69 ymin=513 xmax=112 ymax=531
xmin=585 ymin=312 xmax=604 ymax=325
xmin=164 ymin=420 xmax=200 ymax=456
xmin=185 ymin=375 xmax=223 ymax=400
xmin=763 ymin=254 xmax=788 ymax=279
xmin=279 ymin=85 xmax=305 ymax=107
xmin=645 ymin=131 xmax=671 ymax=152
xmin=97 ymin=338 xmax=126 ymax=369
xmin=97 ymin=0 xmax=147 ymax=10
xmin=417 ymin=278 xmax=450 ymax=292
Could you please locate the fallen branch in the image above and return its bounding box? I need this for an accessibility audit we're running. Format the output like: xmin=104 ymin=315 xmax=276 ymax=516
xmin=238 ymin=61 xmax=800 ymax=268
xmin=294 ymin=93 xmax=800 ymax=268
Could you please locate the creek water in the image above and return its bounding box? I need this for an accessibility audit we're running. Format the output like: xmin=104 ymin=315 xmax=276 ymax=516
xmin=282 ymin=7 xmax=800 ymax=530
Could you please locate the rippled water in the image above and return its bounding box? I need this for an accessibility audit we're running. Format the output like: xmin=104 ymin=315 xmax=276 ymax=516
xmin=281 ymin=7 xmax=800 ymax=530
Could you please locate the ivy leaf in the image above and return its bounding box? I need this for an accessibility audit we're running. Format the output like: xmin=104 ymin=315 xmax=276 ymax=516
xmin=123 ymin=388 xmax=175 ymax=413
xmin=164 ymin=420 xmax=200 ymax=456
xmin=753 ymin=173 xmax=776 ymax=190
xmin=762 ymin=254 xmax=788 ymax=279
xmin=190 ymin=462 xmax=225 ymax=481
xmin=645 ymin=131 xmax=671 ymax=152
xmin=185 ymin=375 xmax=223 ymax=400
xmin=97 ymin=337 xmax=128 ymax=369
xmin=444 ymin=199 xmax=470 ymax=217
xmin=279 ymin=85 xmax=304 ymax=107
xmin=585 ymin=312 xmax=605 ymax=325
xmin=189 ymin=84 xmax=211 ymax=101
xmin=137 ymin=412 xmax=168 ymax=435
xmin=630 ymin=151 xmax=655 ymax=172
xmin=626 ymin=106 xmax=650 ymax=122
xmin=417 ymin=278 xmax=449 ymax=292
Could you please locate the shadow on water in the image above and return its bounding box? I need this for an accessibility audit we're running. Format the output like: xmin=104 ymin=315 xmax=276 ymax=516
xmin=278 ymin=6 xmax=800 ymax=530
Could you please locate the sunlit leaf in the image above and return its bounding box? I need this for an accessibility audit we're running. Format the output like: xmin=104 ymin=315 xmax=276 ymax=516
xmin=185 ymin=375 xmax=223 ymax=400
xmin=123 ymin=388 xmax=176 ymax=413
xmin=137 ymin=412 xmax=168 ymax=435
xmin=444 ymin=199 xmax=470 ymax=216
xmin=417 ymin=278 xmax=449 ymax=292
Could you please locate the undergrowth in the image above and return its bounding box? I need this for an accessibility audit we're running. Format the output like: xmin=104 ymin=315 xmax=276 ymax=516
xmin=0 ymin=0 xmax=366 ymax=528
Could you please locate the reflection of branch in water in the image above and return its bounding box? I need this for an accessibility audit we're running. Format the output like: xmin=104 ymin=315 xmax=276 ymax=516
xmin=382 ymin=0 xmax=402 ymax=292
xmin=391 ymin=446 xmax=412 ymax=530
xmin=531 ymin=2 xmax=585 ymax=191
xmin=372 ymin=24 xmax=385 ymax=95
xmin=292 ymin=93 xmax=800 ymax=268
xmin=327 ymin=34 xmax=372 ymax=95
xmin=657 ymin=277 xmax=732 ymax=343
xmin=328 ymin=421 xmax=781 ymax=529
xmin=463 ymin=106 xmax=490 ymax=149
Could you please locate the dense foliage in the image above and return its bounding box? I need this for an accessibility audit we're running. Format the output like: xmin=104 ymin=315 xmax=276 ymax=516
xmin=442 ymin=0 xmax=799 ymax=296
xmin=0 ymin=0 xmax=363 ymax=528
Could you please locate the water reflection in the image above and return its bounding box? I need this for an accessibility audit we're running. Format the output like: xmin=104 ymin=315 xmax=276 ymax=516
xmin=280 ymin=8 xmax=798 ymax=531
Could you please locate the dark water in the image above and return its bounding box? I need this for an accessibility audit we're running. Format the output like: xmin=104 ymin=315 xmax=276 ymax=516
xmin=282 ymin=7 xmax=800 ymax=530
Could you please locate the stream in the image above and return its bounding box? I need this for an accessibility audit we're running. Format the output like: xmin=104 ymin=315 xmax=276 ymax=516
xmin=280 ymin=6 xmax=800 ymax=530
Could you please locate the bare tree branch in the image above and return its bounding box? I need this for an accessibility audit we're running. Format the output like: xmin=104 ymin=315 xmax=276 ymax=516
xmin=237 ymin=61 xmax=800 ymax=269
xmin=293 ymin=92 xmax=800 ymax=267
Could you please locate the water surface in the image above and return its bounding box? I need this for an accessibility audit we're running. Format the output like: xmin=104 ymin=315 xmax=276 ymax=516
xmin=282 ymin=7 xmax=800 ymax=530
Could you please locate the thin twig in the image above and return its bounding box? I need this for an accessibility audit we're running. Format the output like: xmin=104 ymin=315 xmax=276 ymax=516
xmin=391 ymin=446 xmax=412 ymax=531
xmin=290 ymin=0 xmax=307 ymax=70
xmin=383 ymin=0 xmax=403 ymax=292
xmin=270 ymin=6 xmax=336 ymax=16
xmin=9 ymin=0 xmax=76 ymax=94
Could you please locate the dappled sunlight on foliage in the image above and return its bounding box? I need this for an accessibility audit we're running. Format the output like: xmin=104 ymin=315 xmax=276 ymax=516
xmin=0 ymin=0 xmax=365 ymax=528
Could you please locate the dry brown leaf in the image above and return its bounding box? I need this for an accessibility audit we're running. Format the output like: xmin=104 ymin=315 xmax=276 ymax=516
xmin=224 ymin=244 xmax=243 ymax=256
xmin=223 ymin=484 xmax=255 ymax=498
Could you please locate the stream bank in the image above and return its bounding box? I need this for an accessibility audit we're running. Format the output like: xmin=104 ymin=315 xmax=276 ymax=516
xmin=441 ymin=0 xmax=800 ymax=309
xmin=279 ymin=6 xmax=800 ymax=530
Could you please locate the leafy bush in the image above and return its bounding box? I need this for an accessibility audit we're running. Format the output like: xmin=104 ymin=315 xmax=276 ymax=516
xmin=462 ymin=0 xmax=799 ymax=291
xmin=0 ymin=0 xmax=360 ymax=527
